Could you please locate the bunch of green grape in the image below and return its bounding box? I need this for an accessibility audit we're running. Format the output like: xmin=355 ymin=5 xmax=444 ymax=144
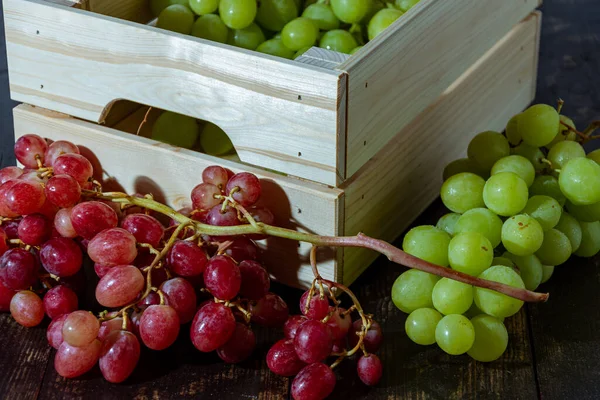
xmin=150 ymin=0 xmax=421 ymax=60
xmin=391 ymin=102 xmax=600 ymax=362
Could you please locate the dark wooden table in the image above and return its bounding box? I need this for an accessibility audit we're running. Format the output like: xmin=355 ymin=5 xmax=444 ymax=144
xmin=1 ymin=1 xmax=600 ymax=399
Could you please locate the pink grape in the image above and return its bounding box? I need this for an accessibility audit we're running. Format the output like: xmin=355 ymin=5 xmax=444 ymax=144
xmin=0 ymin=228 xmax=9 ymax=257
xmin=191 ymin=183 xmax=222 ymax=210
xmin=202 ymin=165 xmax=229 ymax=191
xmin=326 ymin=307 xmax=352 ymax=341
xmin=47 ymin=314 xmax=68 ymax=349
xmin=291 ymin=363 xmax=336 ymax=400
xmin=121 ymin=213 xmax=164 ymax=248
xmin=0 ymin=166 xmax=23 ymax=184
xmin=38 ymin=197 xmax=59 ymax=220
xmin=238 ymin=260 xmax=269 ymax=300
xmin=216 ymin=322 xmax=256 ymax=363
xmin=250 ymin=292 xmax=289 ymax=327
xmin=43 ymin=285 xmax=78 ymax=319
xmin=284 ymin=315 xmax=308 ymax=339
xmin=137 ymin=291 xmax=160 ymax=309
xmin=206 ymin=204 xmax=239 ymax=226
xmin=225 ymin=172 xmax=261 ymax=206
xmin=0 ymin=248 xmax=39 ymax=290
xmin=204 ymin=255 xmax=241 ymax=300
xmin=223 ymin=237 xmax=260 ymax=261
xmin=19 ymin=170 xmax=46 ymax=184
xmin=10 ymin=290 xmax=44 ymax=327
xmin=44 ymin=140 xmax=80 ymax=167
xmin=94 ymin=263 xmax=113 ymax=278
xmin=98 ymin=317 xmax=132 ymax=342
xmin=45 ymin=174 xmax=81 ymax=208
xmin=0 ymin=180 xmax=19 ymax=218
xmin=54 ymin=208 xmax=77 ymax=238
xmin=53 ymin=153 xmax=93 ymax=185
xmin=55 ymin=339 xmax=102 ymax=378
xmin=348 ymin=319 xmax=383 ymax=353
xmin=5 ymin=180 xmax=45 ymax=215
xmin=160 ymin=278 xmax=197 ymax=324
xmin=99 ymin=330 xmax=141 ymax=383
xmin=166 ymin=240 xmax=208 ymax=276
xmin=294 ymin=320 xmax=333 ymax=363
xmin=300 ymin=290 xmax=330 ymax=321
xmin=267 ymin=338 xmax=306 ymax=376
xmin=246 ymin=206 xmax=275 ymax=240
xmin=18 ymin=214 xmax=51 ymax=245
xmin=70 ymin=201 xmax=118 ymax=239
xmin=88 ymin=228 xmax=138 ymax=267
xmin=0 ymin=278 xmax=15 ymax=311
xmin=95 ymin=265 xmax=145 ymax=308
xmin=139 ymin=305 xmax=180 ymax=350
xmin=40 ymin=237 xmax=83 ymax=277
xmin=190 ymin=302 xmax=236 ymax=352
xmin=357 ymin=354 xmax=383 ymax=386
xmin=14 ymin=134 xmax=48 ymax=168
xmin=62 ymin=310 xmax=100 ymax=347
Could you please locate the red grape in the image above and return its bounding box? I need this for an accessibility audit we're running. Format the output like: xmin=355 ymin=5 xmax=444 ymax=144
xmin=70 ymin=201 xmax=118 ymax=239
xmin=47 ymin=314 xmax=68 ymax=349
xmin=44 ymin=140 xmax=80 ymax=167
xmin=225 ymin=172 xmax=261 ymax=206
xmin=0 ymin=228 xmax=8 ymax=257
xmin=284 ymin=315 xmax=308 ymax=339
xmin=190 ymin=302 xmax=236 ymax=352
xmin=40 ymin=237 xmax=83 ymax=277
xmin=5 ymin=180 xmax=46 ymax=215
xmin=43 ymin=285 xmax=78 ymax=319
xmin=206 ymin=204 xmax=239 ymax=226
xmin=202 ymin=166 xmax=229 ymax=191
xmin=223 ymin=237 xmax=260 ymax=262
xmin=88 ymin=228 xmax=138 ymax=266
xmin=94 ymin=263 xmax=113 ymax=278
xmin=62 ymin=310 xmax=100 ymax=347
xmin=99 ymin=330 xmax=141 ymax=383
xmin=166 ymin=240 xmax=208 ymax=277
xmin=246 ymin=206 xmax=275 ymax=240
xmin=19 ymin=170 xmax=46 ymax=184
xmin=332 ymin=338 xmax=346 ymax=353
xmin=0 ymin=248 xmax=39 ymax=290
xmin=95 ymin=265 xmax=145 ymax=307
xmin=0 ymin=278 xmax=15 ymax=311
xmin=291 ymin=363 xmax=336 ymax=400
xmin=18 ymin=214 xmax=51 ymax=246
xmin=121 ymin=213 xmax=164 ymax=248
xmin=139 ymin=305 xmax=180 ymax=350
xmin=54 ymin=208 xmax=77 ymax=238
xmin=14 ymin=134 xmax=48 ymax=168
xmin=300 ymin=290 xmax=330 ymax=321
xmin=58 ymin=269 xmax=86 ymax=297
xmin=55 ymin=339 xmax=101 ymax=378
xmin=238 ymin=260 xmax=269 ymax=300
xmin=326 ymin=308 xmax=352 ymax=341
xmin=0 ymin=180 xmax=19 ymax=218
xmin=160 ymin=278 xmax=197 ymax=324
xmin=10 ymin=290 xmax=44 ymax=327
xmin=191 ymin=183 xmax=222 ymax=210
xmin=266 ymin=339 xmax=306 ymax=377
xmin=38 ymin=197 xmax=59 ymax=220
xmin=2 ymin=219 xmax=19 ymax=239
xmin=357 ymin=354 xmax=383 ymax=386
xmin=53 ymin=153 xmax=93 ymax=185
xmin=132 ymin=249 xmax=156 ymax=270
xmin=294 ymin=320 xmax=333 ymax=363
xmin=98 ymin=317 xmax=132 ymax=341
xmin=137 ymin=291 xmax=160 ymax=309
xmin=216 ymin=322 xmax=256 ymax=363
xmin=45 ymin=174 xmax=81 ymax=208
xmin=348 ymin=320 xmax=383 ymax=353
xmin=249 ymin=292 xmax=289 ymax=327
xmin=0 ymin=166 xmax=23 ymax=184
xmin=204 ymin=255 xmax=241 ymax=300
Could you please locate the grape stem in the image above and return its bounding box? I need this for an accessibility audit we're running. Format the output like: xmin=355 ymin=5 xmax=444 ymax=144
xmin=82 ymin=190 xmax=550 ymax=303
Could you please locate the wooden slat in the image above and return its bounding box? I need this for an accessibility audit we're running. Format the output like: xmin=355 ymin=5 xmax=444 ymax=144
xmin=340 ymin=14 xmax=541 ymax=286
xmin=4 ymin=0 xmax=345 ymax=186
xmin=341 ymin=0 xmax=541 ymax=180
xmin=295 ymin=47 xmax=350 ymax=70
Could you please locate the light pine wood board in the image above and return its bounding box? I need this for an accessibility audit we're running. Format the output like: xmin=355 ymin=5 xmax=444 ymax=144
xmin=340 ymin=13 xmax=541 ymax=286
xmin=340 ymin=0 xmax=541 ymax=180
xmin=4 ymin=0 xmax=346 ymax=187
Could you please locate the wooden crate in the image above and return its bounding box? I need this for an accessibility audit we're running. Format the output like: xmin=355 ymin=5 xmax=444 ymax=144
xmin=12 ymin=14 xmax=541 ymax=289
xmin=4 ymin=0 xmax=539 ymax=187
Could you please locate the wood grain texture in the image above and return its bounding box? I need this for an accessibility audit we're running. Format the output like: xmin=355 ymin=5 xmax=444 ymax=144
xmin=340 ymin=0 xmax=541 ymax=180
xmin=295 ymin=47 xmax=350 ymax=70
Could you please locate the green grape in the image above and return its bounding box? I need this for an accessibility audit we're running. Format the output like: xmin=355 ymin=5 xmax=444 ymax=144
xmin=435 ymin=314 xmax=475 ymax=355
xmin=492 ymin=256 xmax=516 ymax=269
xmin=547 ymin=141 xmax=586 ymax=170
xmin=191 ymin=14 xmax=229 ymax=43
xmin=395 ymin=0 xmax=419 ymax=12
xmin=256 ymin=0 xmax=298 ymax=32
xmin=521 ymin=195 xmax=562 ymax=231
xmin=319 ymin=29 xmax=358 ymax=54
xmin=443 ymin=158 xmax=488 ymax=181
xmin=555 ymin=212 xmax=582 ymax=252
xmin=529 ymin=175 xmax=566 ymax=206
xmin=189 ymin=0 xmax=218 ymax=15
xmin=505 ymin=114 xmax=522 ymax=145
xmin=517 ymin=104 xmax=560 ymax=147
xmin=227 ymin=23 xmax=266 ymax=50
xmin=448 ymin=232 xmax=493 ymax=276
xmin=219 ymin=0 xmax=257 ymax=29
xmin=474 ymin=265 xmax=525 ymax=318
xmin=491 ymin=155 xmax=535 ymax=187
xmin=588 ymin=149 xmax=600 ymax=165
xmin=402 ymin=225 xmax=451 ymax=267
xmin=501 ymin=214 xmax=544 ymax=256
xmin=330 ymin=0 xmax=371 ymax=24
xmin=362 ymin=0 xmax=385 ymax=23
xmin=546 ymin=115 xmax=577 ymax=148
xmin=281 ymin=17 xmax=319 ymax=51
xmin=302 ymin=3 xmax=340 ymax=30
xmin=541 ymin=265 xmax=554 ymax=283
xmin=349 ymin=46 xmax=363 ymax=55
xmin=391 ymin=270 xmax=439 ymax=313
xmin=503 ymin=252 xmax=543 ymax=291
xmin=467 ymin=131 xmax=510 ymax=171
xmin=463 ymin=302 xmax=484 ymax=319
xmin=566 ymin=200 xmax=600 ymax=223
xmin=574 ymin=221 xmax=600 ymax=257
xmin=511 ymin=143 xmax=546 ymax=172
xmin=199 ymin=122 xmax=234 ymax=156
xmin=405 ymin=308 xmax=442 ymax=345
xmin=157 ymin=4 xmax=195 ymax=34
xmin=454 ymin=208 xmax=502 ymax=248
xmin=151 ymin=111 xmax=199 ymax=149
xmin=483 ymin=172 xmax=528 ymax=217
xmin=367 ymin=8 xmax=403 ymax=40
xmin=256 ymin=38 xmax=296 ymax=59
xmin=440 ymin=172 xmax=485 ymax=214
xmin=467 ymin=315 xmax=508 ymax=362
xmin=436 ymin=213 xmax=461 ymax=236
xmin=294 ymin=46 xmax=311 ymax=58
xmin=535 ymin=229 xmax=572 ymax=266
xmin=151 ymin=0 xmax=189 ymax=17
xmin=432 ymin=278 xmax=473 ymax=315
xmin=558 ymin=158 xmax=600 ymax=205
